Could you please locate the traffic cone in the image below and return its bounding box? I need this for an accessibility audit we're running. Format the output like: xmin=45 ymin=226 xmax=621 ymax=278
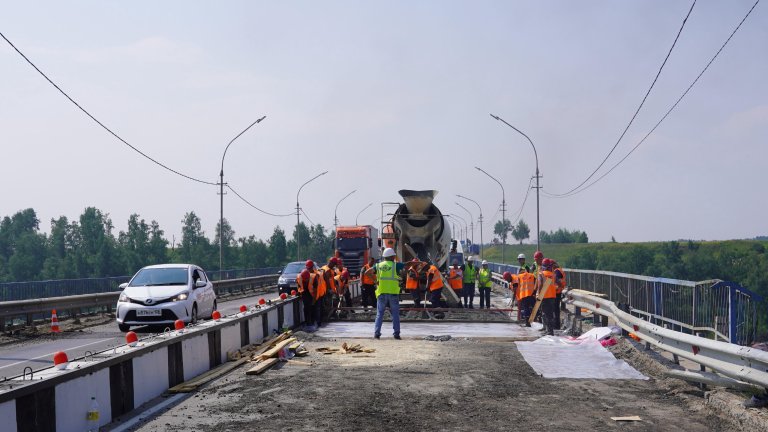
xmin=51 ymin=309 xmax=61 ymax=333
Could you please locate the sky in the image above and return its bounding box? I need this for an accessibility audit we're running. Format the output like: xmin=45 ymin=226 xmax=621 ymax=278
xmin=1 ymin=1 xmax=766 ymax=246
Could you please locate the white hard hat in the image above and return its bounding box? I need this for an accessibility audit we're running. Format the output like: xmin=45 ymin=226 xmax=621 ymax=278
xmin=517 ymin=253 xmax=526 ymax=259
xmin=482 ymin=260 xmax=488 ymax=265
xmin=467 ymin=256 xmax=472 ymax=261
xmin=382 ymin=248 xmax=396 ymax=258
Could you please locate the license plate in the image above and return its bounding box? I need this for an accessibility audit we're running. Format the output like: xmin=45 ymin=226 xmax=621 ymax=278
xmin=136 ymin=309 xmax=162 ymax=317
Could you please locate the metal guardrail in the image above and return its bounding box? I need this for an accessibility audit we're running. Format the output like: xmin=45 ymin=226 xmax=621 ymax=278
xmin=0 ymin=267 xmax=282 ymax=302
xmin=482 ymin=260 xmax=761 ymax=346
xmin=0 ymin=275 xmax=279 ymax=331
xmin=567 ymin=289 xmax=768 ymax=389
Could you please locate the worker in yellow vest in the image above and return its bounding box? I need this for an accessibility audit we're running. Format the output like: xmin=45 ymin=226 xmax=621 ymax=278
xmin=517 ymin=267 xmax=536 ymax=326
xmin=360 ymin=257 xmax=377 ymax=311
xmin=462 ymin=257 xmax=477 ymax=308
xmin=477 ymin=261 xmax=493 ymax=309
xmin=535 ymin=258 xmax=563 ymax=336
xmin=374 ymin=248 xmax=404 ymax=339
xmin=296 ymin=260 xmax=320 ymax=331
xmin=426 ymin=262 xmax=445 ymax=308
xmin=447 ymin=261 xmax=464 ymax=308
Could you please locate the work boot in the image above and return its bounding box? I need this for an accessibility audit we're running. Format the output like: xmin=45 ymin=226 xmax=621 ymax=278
xmin=374 ymin=334 xmax=381 ymax=339
xmin=394 ymin=334 xmax=401 ymax=340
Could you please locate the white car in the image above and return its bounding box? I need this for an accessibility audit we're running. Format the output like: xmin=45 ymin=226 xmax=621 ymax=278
xmin=116 ymin=264 xmax=217 ymax=332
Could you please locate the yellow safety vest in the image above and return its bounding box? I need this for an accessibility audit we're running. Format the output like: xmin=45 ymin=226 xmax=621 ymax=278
xmin=375 ymin=261 xmax=400 ymax=297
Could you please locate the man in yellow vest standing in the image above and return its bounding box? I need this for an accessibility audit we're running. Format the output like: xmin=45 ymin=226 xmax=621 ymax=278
xmin=462 ymin=257 xmax=477 ymax=308
xmin=478 ymin=260 xmax=493 ymax=309
xmin=374 ymin=248 xmax=404 ymax=339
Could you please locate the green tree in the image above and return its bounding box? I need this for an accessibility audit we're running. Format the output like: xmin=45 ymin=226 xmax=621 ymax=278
xmin=214 ymin=217 xmax=236 ymax=270
xmin=237 ymin=235 xmax=269 ymax=268
xmin=511 ymin=220 xmax=530 ymax=244
xmin=179 ymin=211 xmax=212 ymax=267
xmin=493 ymin=219 xmax=512 ymax=244
xmin=268 ymin=226 xmax=288 ymax=266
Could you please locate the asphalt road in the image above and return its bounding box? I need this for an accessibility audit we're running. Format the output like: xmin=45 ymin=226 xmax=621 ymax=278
xmin=0 ymin=289 xmax=281 ymax=378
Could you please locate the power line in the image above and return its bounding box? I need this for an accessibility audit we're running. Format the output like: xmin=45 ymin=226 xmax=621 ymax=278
xmin=510 ymin=176 xmax=535 ymax=225
xmin=300 ymin=208 xmax=315 ymax=226
xmin=0 ymin=30 xmax=217 ymax=186
xmin=545 ymin=0 xmax=761 ymax=198
xmin=226 ymin=184 xmax=293 ymax=217
xmin=547 ymin=0 xmax=697 ymax=197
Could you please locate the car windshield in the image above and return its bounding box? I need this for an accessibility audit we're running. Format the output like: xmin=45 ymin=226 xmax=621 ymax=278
xmin=337 ymin=237 xmax=367 ymax=251
xmin=283 ymin=262 xmax=305 ymax=274
xmin=129 ymin=268 xmax=188 ymax=287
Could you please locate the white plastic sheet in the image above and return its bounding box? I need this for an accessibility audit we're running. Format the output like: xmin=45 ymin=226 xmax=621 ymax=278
xmin=314 ymin=322 xmax=540 ymax=338
xmin=516 ymin=336 xmax=648 ymax=380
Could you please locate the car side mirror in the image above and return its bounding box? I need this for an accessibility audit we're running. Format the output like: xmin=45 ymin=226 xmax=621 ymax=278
xmin=119 ymin=283 xmax=128 ymax=289
xmin=277 ymin=270 xmax=282 ymax=275
xmin=194 ymin=280 xmax=207 ymax=289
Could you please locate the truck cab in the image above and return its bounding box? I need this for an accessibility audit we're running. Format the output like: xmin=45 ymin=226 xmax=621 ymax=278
xmin=335 ymin=225 xmax=381 ymax=277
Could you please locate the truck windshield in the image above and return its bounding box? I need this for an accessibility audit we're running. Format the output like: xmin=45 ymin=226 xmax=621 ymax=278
xmin=337 ymin=237 xmax=367 ymax=251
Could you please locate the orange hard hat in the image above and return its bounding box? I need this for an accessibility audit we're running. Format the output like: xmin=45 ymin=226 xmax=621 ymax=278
xmin=534 ymin=251 xmax=544 ymax=260
xmin=502 ymin=271 xmax=512 ymax=281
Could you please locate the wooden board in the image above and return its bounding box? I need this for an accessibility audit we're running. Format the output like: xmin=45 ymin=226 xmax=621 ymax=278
xmin=611 ymin=416 xmax=641 ymax=422
xmin=256 ymin=337 xmax=297 ymax=361
xmin=528 ymin=278 xmax=553 ymax=324
xmin=568 ymin=288 xmax=607 ymax=297
xmin=246 ymin=357 xmax=279 ymax=375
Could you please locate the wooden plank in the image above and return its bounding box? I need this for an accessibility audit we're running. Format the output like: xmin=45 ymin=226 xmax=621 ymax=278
xmin=569 ymin=289 xmax=607 ymax=297
xmin=167 ymin=357 xmax=250 ymax=393
xmin=256 ymin=337 xmax=297 ymax=360
xmin=611 ymin=416 xmax=641 ymax=422
xmin=528 ymin=278 xmax=553 ymax=324
xmin=246 ymin=357 xmax=279 ymax=375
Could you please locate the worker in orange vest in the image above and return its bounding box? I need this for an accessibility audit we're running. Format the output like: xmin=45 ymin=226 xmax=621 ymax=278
xmin=335 ymin=259 xmax=352 ymax=311
xmin=553 ymin=261 xmax=566 ymax=330
xmin=405 ymin=258 xmax=425 ymax=307
xmin=535 ymin=258 xmax=563 ymax=335
xmin=317 ymin=257 xmax=339 ymax=326
xmin=517 ymin=267 xmax=536 ymax=326
xmin=360 ymin=257 xmax=377 ymax=311
xmin=426 ymin=261 xmax=445 ymax=308
xmin=447 ymin=261 xmax=464 ymax=308
xmin=532 ymin=250 xmax=544 ymax=276
xmin=296 ymin=260 xmax=320 ymax=331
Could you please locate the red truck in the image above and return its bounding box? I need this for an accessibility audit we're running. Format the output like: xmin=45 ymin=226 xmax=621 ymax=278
xmin=335 ymin=225 xmax=380 ymax=277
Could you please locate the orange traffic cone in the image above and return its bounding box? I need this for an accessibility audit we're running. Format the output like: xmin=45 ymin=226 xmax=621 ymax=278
xmin=51 ymin=309 xmax=60 ymax=333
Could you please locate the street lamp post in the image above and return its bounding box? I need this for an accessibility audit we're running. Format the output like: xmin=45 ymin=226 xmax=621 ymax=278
xmin=447 ymin=213 xmax=468 ymax=247
xmin=219 ymin=115 xmax=266 ymax=271
xmin=334 ymin=190 xmax=357 ymax=249
xmin=490 ymin=114 xmax=541 ymax=250
xmin=455 ymin=202 xmax=475 ymax=247
xmin=355 ymin=202 xmax=373 ymax=225
xmin=475 ymin=167 xmax=506 ymax=263
xmin=457 ymin=194 xmax=483 ymax=259
xmin=296 ymin=171 xmax=328 ymax=260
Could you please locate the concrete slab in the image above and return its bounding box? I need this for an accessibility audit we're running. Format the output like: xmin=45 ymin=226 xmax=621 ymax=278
xmin=314 ymin=321 xmax=541 ymax=339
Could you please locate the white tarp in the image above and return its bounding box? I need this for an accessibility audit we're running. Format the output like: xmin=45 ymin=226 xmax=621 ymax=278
xmin=314 ymin=322 xmax=540 ymax=338
xmin=516 ymin=336 xmax=648 ymax=380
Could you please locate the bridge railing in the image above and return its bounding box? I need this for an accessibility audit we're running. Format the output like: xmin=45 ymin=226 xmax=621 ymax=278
xmin=481 ymin=260 xmax=761 ymax=346
xmin=0 ymin=267 xmax=282 ymax=302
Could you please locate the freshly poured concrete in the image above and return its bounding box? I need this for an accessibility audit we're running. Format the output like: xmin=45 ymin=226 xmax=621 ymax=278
xmin=314 ymin=321 xmax=541 ymax=339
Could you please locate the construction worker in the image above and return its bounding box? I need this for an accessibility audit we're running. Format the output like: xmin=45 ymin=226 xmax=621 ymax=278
xmin=405 ymin=258 xmax=425 ymax=307
xmin=447 ymin=261 xmax=464 ymax=308
xmin=532 ymin=250 xmax=544 ymax=276
xmin=426 ymin=261 xmax=445 ymax=308
xmin=296 ymin=260 xmax=320 ymax=331
xmin=517 ymin=253 xmax=531 ymax=273
xmin=535 ymin=258 xmax=562 ymax=336
xmin=335 ymin=259 xmax=352 ymax=310
xmin=517 ymin=266 xmax=536 ymax=326
xmin=503 ymin=271 xmax=518 ymax=302
xmin=360 ymin=257 xmax=377 ymax=311
xmin=462 ymin=257 xmax=477 ymax=308
xmin=553 ymin=261 xmax=566 ymax=330
xmin=477 ymin=260 xmax=493 ymax=309
xmin=374 ymin=248 xmax=404 ymax=339
xmin=317 ymin=257 xmax=339 ymax=325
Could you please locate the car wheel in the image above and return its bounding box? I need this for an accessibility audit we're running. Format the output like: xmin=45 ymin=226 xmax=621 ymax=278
xmin=191 ymin=304 xmax=198 ymax=325
xmin=118 ymin=323 xmax=130 ymax=332
xmin=210 ymin=300 xmax=217 ymax=319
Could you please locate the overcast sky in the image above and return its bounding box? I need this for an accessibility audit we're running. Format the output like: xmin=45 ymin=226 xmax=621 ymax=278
xmin=1 ymin=1 xmax=766 ymax=246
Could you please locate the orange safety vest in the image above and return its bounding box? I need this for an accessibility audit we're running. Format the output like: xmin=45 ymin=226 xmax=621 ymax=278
xmin=427 ymin=265 xmax=443 ymax=291
xmin=320 ymin=265 xmax=337 ymax=294
xmin=448 ymin=268 xmax=463 ymax=290
xmin=297 ymin=272 xmax=318 ymax=298
xmin=538 ymin=270 xmax=556 ymax=299
xmin=335 ymin=268 xmax=349 ymax=294
xmin=405 ymin=267 xmax=419 ymax=290
xmin=554 ymin=268 xmax=566 ymax=294
xmin=361 ymin=264 xmax=376 ymax=285
xmin=316 ymin=268 xmax=330 ymax=299
xmin=509 ymin=273 xmax=519 ymax=290
xmin=517 ymin=271 xmax=535 ymax=301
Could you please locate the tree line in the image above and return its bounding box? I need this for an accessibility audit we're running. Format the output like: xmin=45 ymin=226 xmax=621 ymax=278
xmin=492 ymin=219 xmax=587 ymax=244
xmin=0 ymin=207 xmax=335 ymax=282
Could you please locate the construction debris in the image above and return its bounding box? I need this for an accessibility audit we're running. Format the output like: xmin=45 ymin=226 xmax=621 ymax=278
xmin=243 ymin=331 xmax=314 ymax=375
xmin=316 ymin=343 xmax=376 ymax=355
xmin=610 ymin=416 xmax=642 ymax=422
xmin=423 ymin=335 xmax=452 ymax=341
